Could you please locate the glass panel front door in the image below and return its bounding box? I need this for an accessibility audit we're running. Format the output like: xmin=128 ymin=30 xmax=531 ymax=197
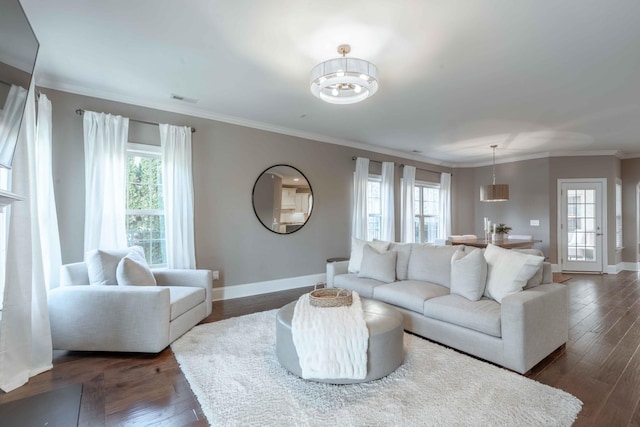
xmin=560 ymin=181 xmax=604 ymax=272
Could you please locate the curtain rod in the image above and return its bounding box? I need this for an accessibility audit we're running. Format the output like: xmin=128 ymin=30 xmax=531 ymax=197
xmin=400 ymin=164 xmax=451 ymax=176
xmin=351 ymin=156 xmax=451 ymax=176
xmin=75 ymin=109 xmax=196 ymax=133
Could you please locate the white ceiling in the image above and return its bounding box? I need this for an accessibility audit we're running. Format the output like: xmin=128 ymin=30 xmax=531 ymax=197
xmin=20 ymin=0 xmax=640 ymax=166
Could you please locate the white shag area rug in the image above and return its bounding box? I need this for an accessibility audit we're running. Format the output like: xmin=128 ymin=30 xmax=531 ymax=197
xmin=171 ymin=310 xmax=582 ymax=426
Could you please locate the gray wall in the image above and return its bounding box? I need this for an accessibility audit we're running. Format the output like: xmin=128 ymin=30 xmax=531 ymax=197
xmin=44 ymin=86 xmax=634 ymax=283
xmin=467 ymin=155 xmax=623 ymax=266
xmin=451 ymin=167 xmax=475 ymax=235
xmin=548 ymin=156 xmax=621 ymax=265
xmin=44 ymin=88 xmax=453 ymax=288
xmin=622 ymin=158 xmax=640 ymax=264
xmin=473 ymin=158 xmax=551 ymax=257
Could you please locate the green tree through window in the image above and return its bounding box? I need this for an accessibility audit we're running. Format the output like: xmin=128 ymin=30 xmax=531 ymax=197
xmin=126 ymin=147 xmax=166 ymax=266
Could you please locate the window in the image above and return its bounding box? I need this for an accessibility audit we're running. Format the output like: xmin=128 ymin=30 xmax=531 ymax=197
xmin=126 ymin=144 xmax=166 ymax=266
xmin=413 ymin=181 xmax=440 ymax=243
xmin=616 ymin=180 xmax=622 ymax=250
xmin=367 ymin=175 xmax=381 ymax=240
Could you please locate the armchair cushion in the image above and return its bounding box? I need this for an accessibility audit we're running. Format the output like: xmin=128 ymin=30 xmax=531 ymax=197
xmin=85 ymin=246 xmax=144 ymax=286
xmin=168 ymin=286 xmax=206 ymax=320
xmin=116 ymin=251 xmax=157 ymax=286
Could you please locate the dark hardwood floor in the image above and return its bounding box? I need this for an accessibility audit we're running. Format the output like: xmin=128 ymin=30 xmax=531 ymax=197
xmin=1 ymin=273 xmax=640 ymax=426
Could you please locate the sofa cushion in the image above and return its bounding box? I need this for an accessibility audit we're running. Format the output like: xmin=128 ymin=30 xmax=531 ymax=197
xmin=513 ymin=248 xmax=545 ymax=289
xmin=423 ymin=294 xmax=502 ymax=337
xmin=407 ymin=244 xmax=461 ymax=288
xmin=373 ymin=280 xmax=450 ymax=314
xmin=85 ymin=246 xmax=145 ymax=286
xmin=450 ymin=249 xmax=487 ymax=301
xmin=348 ymin=238 xmax=390 ymax=273
xmin=484 ymin=244 xmax=544 ymax=303
xmin=389 ymin=242 xmax=413 ymax=280
xmin=334 ymin=274 xmax=385 ymax=299
xmin=116 ymin=251 xmax=157 ymax=286
xmin=167 ymin=286 xmax=206 ymax=321
xmin=358 ymin=245 xmax=397 ymax=283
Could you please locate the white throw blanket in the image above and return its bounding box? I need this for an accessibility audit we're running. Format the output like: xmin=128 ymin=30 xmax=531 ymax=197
xmin=291 ymin=291 xmax=369 ymax=380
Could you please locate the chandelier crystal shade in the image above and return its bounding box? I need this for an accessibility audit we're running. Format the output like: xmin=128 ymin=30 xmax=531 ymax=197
xmin=480 ymin=145 xmax=510 ymax=202
xmin=310 ymin=45 xmax=378 ymax=105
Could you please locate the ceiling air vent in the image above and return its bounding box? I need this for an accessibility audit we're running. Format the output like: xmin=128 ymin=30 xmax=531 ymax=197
xmin=171 ymin=94 xmax=198 ymax=104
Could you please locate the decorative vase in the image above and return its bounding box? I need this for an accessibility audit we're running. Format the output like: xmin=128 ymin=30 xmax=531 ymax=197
xmin=492 ymin=232 xmax=504 ymax=242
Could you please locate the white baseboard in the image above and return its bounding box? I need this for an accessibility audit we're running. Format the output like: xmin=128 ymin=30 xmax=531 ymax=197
xmin=211 ymin=273 xmax=326 ymax=301
xmin=553 ymin=263 xmax=633 ymax=274
xmin=621 ymin=262 xmax=640 ymax=272
xmin=607 ymin=264 xmax=624 ymax=274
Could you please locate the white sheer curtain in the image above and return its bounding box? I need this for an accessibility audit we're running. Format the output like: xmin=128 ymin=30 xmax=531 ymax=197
xmin=439 ymin=172 xmax=452 ymax=240
xmin=351 ymin=157 xmax=369 ymax=240
xmin=380 ymin=161 xmax=395 ymax=242
xmin=0 ymin=85 xmax=28 ymax=167
xmin=34 ymin=95 xmax=62 ymax=290
xmin=160 ymin=124 xmax=195 ymax=269
xmin=0 ymin=87 xmax=61 ymax=392
xmin=83 ymin=111 xmax=128 ymax=251
xmin=401 ymin=165 xmax=416 ymax=243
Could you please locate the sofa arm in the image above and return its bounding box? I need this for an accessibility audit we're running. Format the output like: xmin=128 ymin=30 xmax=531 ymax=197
xmin=153 ymin=269 xmax=213 ymax=315
xmin=501 ymin=283 xmax=568 ymax=373
xmin=326 ymin=260 xmax=349 ymax=287
xmin=49 ymin=286 xmax=171 ymax=352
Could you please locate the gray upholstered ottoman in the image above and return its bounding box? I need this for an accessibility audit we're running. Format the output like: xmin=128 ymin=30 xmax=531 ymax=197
xmin=275 ymin=297 xmax=404 ymax=384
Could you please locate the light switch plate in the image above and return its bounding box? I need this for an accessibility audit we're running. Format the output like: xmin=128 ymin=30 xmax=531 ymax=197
xmin=530 ymin=220 xmax=540 ymax=226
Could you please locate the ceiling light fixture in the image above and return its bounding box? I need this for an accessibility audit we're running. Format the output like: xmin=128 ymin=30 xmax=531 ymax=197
xmin=310 ymin=44 xmax=378 ymax=105
xmin=480 ymin=145 xmax=509 ymax=202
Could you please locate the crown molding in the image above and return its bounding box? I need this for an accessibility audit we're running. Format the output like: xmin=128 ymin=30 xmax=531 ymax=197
xmin=455 ymin=149 xmax=638 ymax=168
xmin=619 ymin=152 xmax=640 ymax=159
xmin=455 ymin=152 xmax=552 ymax=168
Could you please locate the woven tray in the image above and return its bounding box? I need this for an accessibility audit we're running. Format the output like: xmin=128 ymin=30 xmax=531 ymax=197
xmin=309 ymin=285 xmax=352 ymax=308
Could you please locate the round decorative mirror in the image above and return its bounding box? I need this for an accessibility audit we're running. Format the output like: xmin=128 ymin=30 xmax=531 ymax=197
xmin=252 ymin=164 xmax=313 ymax=234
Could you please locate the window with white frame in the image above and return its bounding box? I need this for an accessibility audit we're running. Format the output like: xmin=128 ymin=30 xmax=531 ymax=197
xmin=616 ymin=179 xmax=622 ymax=250
xmin=413 ymin=181 xmax=441 ymax=243
xmin=126 ymin=143 xmax=166 ymax=266
xmin=367 ymin=175 xmax=382 ymax=240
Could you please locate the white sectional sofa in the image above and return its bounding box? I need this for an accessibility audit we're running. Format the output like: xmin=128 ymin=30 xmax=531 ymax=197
xmin=49 ymin=248 xmax=212 ymax=353
xmin=326 ymin=240 xmax=568 ymax=374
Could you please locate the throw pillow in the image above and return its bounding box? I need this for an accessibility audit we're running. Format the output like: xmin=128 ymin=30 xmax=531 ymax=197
xmin=450 ymin=249 xmax=487 ymax=301
xmin=85 ymin=246 xmax=145 ymax=286
xmin=116 ymin=250 xmax=157 ymax=286
xmin=348 ymin=238 xmax=390 ymax=273
xmin=357 ymin=244 xmax=397 ymax=283
xmin=406 ymin=244 xmax=462 ymax=288
xmin=386 ymin=241 xmax=413 ymax=280
xmin=513 ymin=248 xmax=545 ymax=289
xmin=484 ymin=244 xmax=544 ymax=303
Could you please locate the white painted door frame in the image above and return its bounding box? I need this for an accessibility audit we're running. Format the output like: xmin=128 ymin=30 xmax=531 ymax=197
xmin=557 ymin=178 xmax=607 ymax=273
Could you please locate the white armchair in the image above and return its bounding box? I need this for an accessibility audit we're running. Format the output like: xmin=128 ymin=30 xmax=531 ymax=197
xmin=48 ymin=262 xmax=212 ymax=353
